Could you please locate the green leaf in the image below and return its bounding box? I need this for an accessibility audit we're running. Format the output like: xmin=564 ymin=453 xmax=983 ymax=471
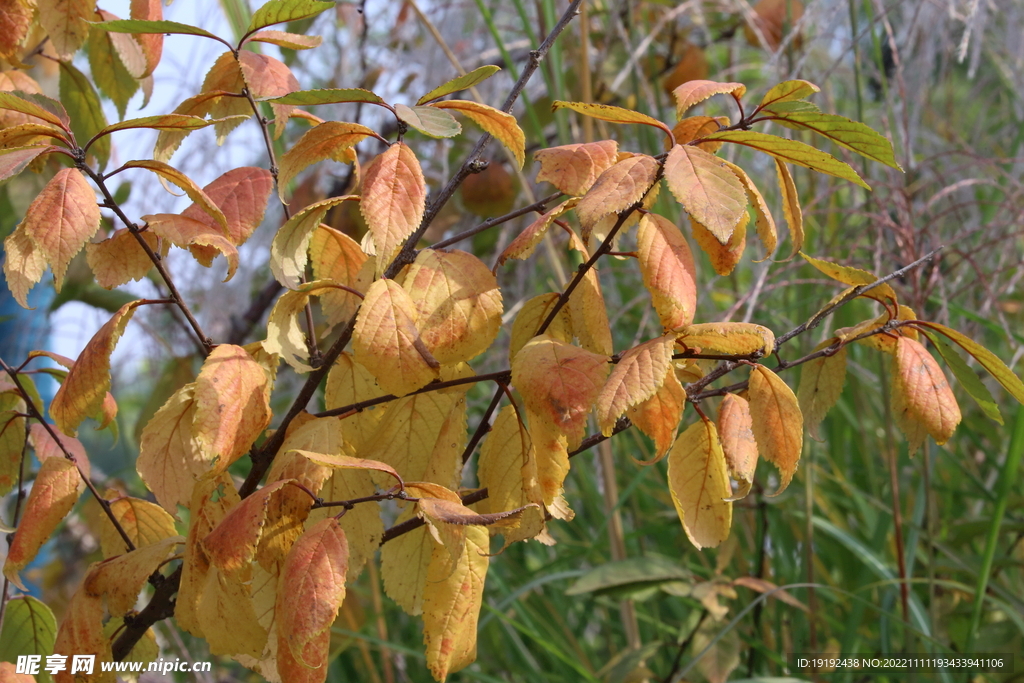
xmin=759 ymin=80 xmax=820 ymax=107
xmin=394 ymin=103 xmax=461 ymax=138
xmin=59 ymin=62 xmax=110 ymax=168
xmin=268 ymin=88 xmax=385 ymax=106
xmin=0 ymin=596 xmax=57 ymax=683
xmin=798 ymin=251 xmax=897 ymax=303
xmin=921 ymin=329 xmax=1003 ymax=424
xmin=96 ymin=114 xmax=247 ymax=137
xmin=0 ymin=92 xmax=69 ymax=130
xmin=90 ymin=19 xmax=223 ymax=40
xmin=919 ymin=322 xmax=1024 ymax=406
xmin=703 ymin=130 xmax=870 ymax=190
xmin=760 ymin=110 xmax=901 ymax=170
xmin=86 ymin=25 xmax=139 ymax=120
xmin=552 ymin=101 xmax=671 ymax=136
xmin=247 ymin=0 xmax=334 ymax=33
xmin=416 ymin=65 xmax=501 ymax=105
xmin=565 ymin=556 xmax=691 ymax=596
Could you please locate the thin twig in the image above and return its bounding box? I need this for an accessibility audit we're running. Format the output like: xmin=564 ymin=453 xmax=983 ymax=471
xmin=432 ymin=191 xmax=564 ymax=250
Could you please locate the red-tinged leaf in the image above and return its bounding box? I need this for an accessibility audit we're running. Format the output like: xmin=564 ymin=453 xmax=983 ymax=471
xmin=245 ymin=29 xmax=323 ymax=50
xmin=353 ymin=279 xmax=440 ymax=397
xmin=271 ymin=195 xmax=358 ymax=289
xmin=287 ymin=450 xmax=405 ymax=489
xmin=422 ymin=525 xmax=489 ymax=680
xmin=203 ymin=479 xmax=293 ymax=579
xmin=918 ymin=322 xmax=1024 ymax=405
xmin=85 ymin=228 xmax=160 ymax=289
xmin=2 ymin=227 xmax=46 ymax=308
xmin=636 ymin=212 xmax=698 ymax=330
xmin=395 ymin=103 xmax=462 ymax=138
xmin=664 ymin=144 xmax=746 ymax=244
xmin=512 ymin=335 xmax=610 ymax=445
xmin=268 ymin=87 xmax=385 ymax=106
xmin=417 ymin=64 xmax=501 ymax=105
xmin=27 ymin=423 xmax=90 ymax=479
xmin=247 ymin=0 xmax=335 ymax=32
xmin=775 ymin=159 xmax=803 ymax=257
xmin=96 ymin=114 xmax=229 ymax=137
xmin=122 ymin=160 xmax=229 ymax=233
xmin=17 ymin=168 xmax=101 ymax=292
xmin=145 ymin=213 xmax=240 ymax=280
xmin=0 ymin=145 xmax=56 ymax=182
xmin=51 ymin=586 xmax=112 ymax=683
xmin=0 ymin=122 xmax=69 ymax=147
xmin=892 ymin=337 xmax=961 ymax=454
xmin=402 ymin=249 xmax=503 ymax=364
xmin=747 ymin=365 xmax=803 ymax=495
xmin=278 ymin=122 xmax=374 ymax=198
xmin=129 ymin=0 xmax=163 ymax=76
xmin=551 ymin=101 xmax=671 ymax=139
xmin=575 ymin=154 xmax=659 ymax=231
xmin=691 ymin=212 xmax=747 ymax=276
xmin=360 ymin=143 xmax=426 ymax=270
xmin=798 ymin=342 xmax=847 ymax=439
xmin=534 ymin=140 xmax=619 ymax=197
xmin=672 ymin=80 xmax=747 ymax=117
xmin=497 ymin=199 xmax=576 ymax=266
xmin=0 ymin=87 xmax=65 ymax=130
xmin=629 ymin=369 xmax=686 ymax=462
xmin=0 ymin=0 xmax=33 ymax=61
xmin=0 ymin=660 xmax=37 ymax=683
xmin=309 ymin=225 xmax=370 ymax=326
xmin=667 ymin=417 xmax=732 ymax=549
xmin=596 ymin=335 xmax=675 ymax=436
xmin=3 ymin=457 xmax=81 ymax=590
xmin=193 ymin=344 xmax=272 ymax=472
xmin=275 ymin=518 xmax=348 ymax=672
xmin=718 ymin=394 xmax=758 ymax=500
xmin=566 ymin=235 xmax=613 ymax=356
xmin=431 ymin=99 xmax=526 ymax=168
xmin=37 ymin=0 xmax=93 ymax=59
xmin=703 ymin=130 xmax=870 ymax=189
xmin=85 ymin=536 xmax=182 ymax=616
xmin=50 ymin=300 xmax=144 ymax=436
xmin=722 ymin=159 xmax=776 ymax=258
xmin=759 ymin=80 xmax=819 ymax=107
xmin=238 ymin=50 xmax=299 ymax=138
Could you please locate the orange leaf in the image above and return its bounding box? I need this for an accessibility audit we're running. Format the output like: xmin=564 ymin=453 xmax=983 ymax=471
xmin=671 ymin=116 xmax=728 ymax=153
xmin=238 ymin=50 xmax=299 ymax=139
xmin=671 ymin=80 xmax=747 ymax=117
xmin=596 ymin=335 xmax=675 ymax=436
xmin=50 ymin=300 xmax=144 ymax=436
xmin=797 ymin=342 xmax=847 ymax=439
xmin=629 ymin=368 xmax=686 ymax=461
xmin=0 ymin=0 xmax=33 ymax=61
xmin=3 ymin=457 xmax=81 ymax=590
xmin=512 ymin=335 xmax=609 ymax=445
xmin=278 ymin=121 xmax=374 ymax=198
xmin=575 ymin=154 xmax=659 ymax=231
xmin=51 ymin=585 xmax=111 ymax=682
xmin=130 ymin=0 xmax=164 ymax=76
xmin=85 ymin=536 xmax=182 ymax=616
xmin=718 ymin=394 xmax=758 ymax=500
xmin=723 ymin=160 xmax=776 ymax=258
xmin=37 ymin=0 xmax=93 ymax=59
xmin=353 ymin=279 xmax=440 ymax=397
xmin=508 ymin=293 xmax=573 ymax=365
xmin=664 ymin=144 xmax=746 ymax=244
xmin=18 ymin=167 xmax=100 ymax=291
xmin=667 ymin=416 xmax=732 ymax=549
xmin=566 ymin=235 xmax=613 ymax=356
xmin=27 ymin=422 xmax=90 ymax=479
xmin=431 ymin=99 xmax=525 ymax=168
xmin=203 ymin=479 xmax=293 ymax=580
xmin=691 ymin=212 xmax=747 ymax=276
xmin=180 ymin=166 xmax=274 ymax=246
xmin=747 ymin=365 xmax=803 ymax=495
xmin=636 ymin=212 xmax=698 ymax=330
xmin=775 ymin=159 xmax=803 ymax=258
xmin=288 ymin=450 xmax=404 ymax=489
xmin=402 ymin=249 xmax=503 ymax=364
xmin=361 ymin=142 xmax=426 ymax=271
xmin=309 ymin=225 xmax=370 ymax=327
xmin=192 ymin=344 xmax=272 ymax=472
xmin=497 ymin=199 xmax=576 ymax=266
xmin=534 ymin=140 xmax=619 ymax=196
xmin=85 ymin=228 xmax=161 ymax=289
xmin=122 ymin=160 xmax=228 ymax=233
xmin=0 ymin=661 xmax=36 ymax=683
xmin=246 ymin=29 xmax=323 ymax=50
xmin=2 ymin=227 xmax=46 ymax=308
xmin=0 ymin=145 xmax=57 ymax=182
xmin=892 ymin=337 xmax=961 ymax=454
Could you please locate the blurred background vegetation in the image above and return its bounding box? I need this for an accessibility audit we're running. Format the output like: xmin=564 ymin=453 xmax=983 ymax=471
xmin=2 ymin=0 xmax=1022 ymax=682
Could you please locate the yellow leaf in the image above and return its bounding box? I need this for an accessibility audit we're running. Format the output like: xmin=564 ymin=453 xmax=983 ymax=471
xmin=507 ymin=294 xmax=569 ymax=362
xmin=37 ymin=0 xmax=93 ymax=59
xmin=527 ymin=410 xmax=572 ymax=517
xmin=551 ymin=101 xmax=671 ymax=139
xmin=402 ymin=249 xmax=503 ymax=364
xmin=892 ymin=337 xmax=961 ymax=454
xmin=18 ymin=167 xmax=101 ymax=291
xmin=664 ymin=144 xmax=746 ymax=244
xmin=51 ymin=300 xmax=144 ymax=436
xmin=775 ymin=159 xmax=803 ymax=258
xmin=353 ymin=278 xmax=440 ymax=397
xmin=797 ymin=342 xmax=847 ymax=439
xmin=381 ymin=507 xmax=435 ymax=615
xmin=0 ymin=396 xmax=26 ymax=498
xmin=565 ymin=235 xmax=614 ymax=355
xmin=629 ymin=369 xmax=686 ymax=462
xmin=722 ymin=160 xmax=776 ymax=258
xmin=575 ymin=154 xmax=659 ymax=232
xmin=920 ymin=322 xmax=1024 ymax=404
xmin=122 ymin=160 xmax=228 ymax=233
xmin=360 ymin=142 xmax=426 ymax=270
xmin=671 ymin=80 xmax=747 ymax=117
xmin=422 ymin=525 xmax=489 ymax=681
xmin=324 ymin=352 xmax=386 ymax=451
xmin=596 ymin=335 xmax=675 ymax=436
xmin=193 ymin=344 xmax=272 ymax=472
xmin=277 ymin=121 xmax=373 ymax=199
xmin=691 ymin=212 xmax=747 ymax=276
xmin=2 ymin=228 xmax=45 ymax=308
xmin=85 ymin=536 xmax=182 ymax=616
xmin=98 ymin=495 xmax=179 ymax=559
xmin=671 ymin=115 xmax=728 ymax=153
xmin=197 ymin=566 xmax=268 ymax=658
xmin=85 ymin=228 xmax=161 ymax=289
xmin=667 ymin=417 xmax=732 ymax=549
xmin=3 ymin=456 xmax=81 ymax=590
xmin=432 ymin=99 xmax=525 ymax=168
xmin=676 ymin=322 xmax=775 ymax=355
xmin=270 ymin=195 xmax=359 ymax=289
xmin=718 ymin=394 xmax=758 ymax=500
xmin=759 ymin=79 xmax=819 ymax=106
xmin=534 ymin=140 xmax=619 ymax=196
xmin=747 ymin=365 xmax=803 ymax=495
xmin=309 ymin=225 xmax=370 ymax=327
xmin=264 ymin=280 xmax=341 ymax=372
xmin=799 ymin=252 xmax=897 ymax=304
xmin=636 ymin=212 xmax=699 ymax=330
xmin=512 ymin=335 xmax=610 ymax=445
xmin=497 ymin=199 xmax=576 ymax=266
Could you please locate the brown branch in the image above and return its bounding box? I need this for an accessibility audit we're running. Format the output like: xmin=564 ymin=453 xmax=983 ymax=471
xmin=314 ymin=370 xmax=512 ymax=418
xmin=431 ymin=191 xmax=565 ymax=250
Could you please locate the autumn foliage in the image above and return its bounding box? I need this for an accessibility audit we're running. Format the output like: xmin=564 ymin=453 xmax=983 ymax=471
xmin=1 ymin=1 xmax=1023 ymax=682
